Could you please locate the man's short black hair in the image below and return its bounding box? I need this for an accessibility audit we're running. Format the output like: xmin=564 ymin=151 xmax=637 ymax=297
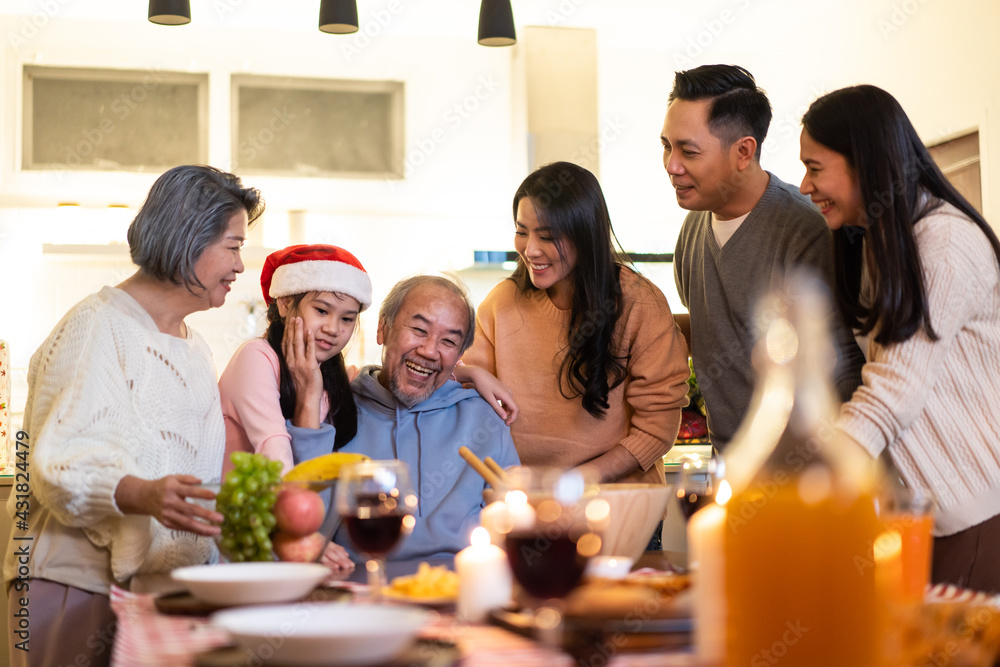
xmin=668 ymin=64 xmax=772 ymax=160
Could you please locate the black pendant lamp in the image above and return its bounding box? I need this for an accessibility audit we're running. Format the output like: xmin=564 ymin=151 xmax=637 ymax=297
xmin=148 ymin=0 xmax=191 ymax=25
xmin=319 ymin=0 xmax=360 ymax=34
xmin=478 ymin=0 xmax=516 ymax=47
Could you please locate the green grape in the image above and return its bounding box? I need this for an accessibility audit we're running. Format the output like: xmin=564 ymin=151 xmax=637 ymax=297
xmin=216 ymin=452 xmax=285 ymax=562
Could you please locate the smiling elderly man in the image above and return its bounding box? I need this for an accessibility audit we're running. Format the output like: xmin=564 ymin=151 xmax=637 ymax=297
xmin=288 ymin=274 xmax=519 ymax=561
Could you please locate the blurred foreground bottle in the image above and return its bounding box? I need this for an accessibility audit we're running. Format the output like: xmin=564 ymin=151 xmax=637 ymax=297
xmin=718 ymin=275 xmax=881 ymax=667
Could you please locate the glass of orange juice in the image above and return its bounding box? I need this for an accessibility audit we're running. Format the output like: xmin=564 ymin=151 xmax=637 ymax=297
xmin=880 ymin=487 xmax=935 ymax=605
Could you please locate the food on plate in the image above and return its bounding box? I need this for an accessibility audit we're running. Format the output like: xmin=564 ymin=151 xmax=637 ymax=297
xmin=387 ymin=562 xmax=459 ymax=600
xmin=564 ymin=572 xmax=692 ymax=619
xmin=273 ymin=486 xmax=326 ymax=536
xmin=283 ymin=452 xmax=371 ymax=483
xmin=272 ymin=531 xmax=327 ymax=563
xmin=216 ymin=452 xmax=283 ymax=561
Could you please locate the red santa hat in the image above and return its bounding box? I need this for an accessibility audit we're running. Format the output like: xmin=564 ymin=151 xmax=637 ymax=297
xmin=260 ymin=244 xmax=372 ymax=311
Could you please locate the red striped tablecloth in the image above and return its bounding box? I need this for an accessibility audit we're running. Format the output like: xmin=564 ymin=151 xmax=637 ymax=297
xmin=108 ymin=584 xmax=700 ymax=667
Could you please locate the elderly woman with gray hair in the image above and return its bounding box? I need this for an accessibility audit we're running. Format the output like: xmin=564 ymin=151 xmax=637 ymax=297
xmin=4 ymin=165 xmax=264 ymax=667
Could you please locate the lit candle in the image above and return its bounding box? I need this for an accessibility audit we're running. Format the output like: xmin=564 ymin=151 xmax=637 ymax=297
xmin=687 ymin=481 xmax=729 ymax=664
xmin=585 ymin=555 xmax=634 ymax=580
xmin=456 ymin=527 xmax=512 ymax=622
xmin=479 ymin=501 xmax=508 ymax=546
xmin=503 ymin=490 xmax=536 ymax=531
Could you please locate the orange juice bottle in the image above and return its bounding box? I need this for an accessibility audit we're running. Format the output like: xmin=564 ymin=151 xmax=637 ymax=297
xmin=718 ymin=276 xmax=882 ymax=667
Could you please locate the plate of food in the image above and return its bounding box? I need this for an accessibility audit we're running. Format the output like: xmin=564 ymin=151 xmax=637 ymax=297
xmin=382 ymin=562 xmax=458 ymax=607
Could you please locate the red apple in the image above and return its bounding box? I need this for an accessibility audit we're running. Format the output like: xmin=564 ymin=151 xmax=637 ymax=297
xmin=273 ymin=486 xmax=325 ymax=537
xmin=273 ymin=531 xmax=326 ymax=563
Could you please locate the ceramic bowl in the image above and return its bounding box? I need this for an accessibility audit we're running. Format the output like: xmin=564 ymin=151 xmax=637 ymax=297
xmin=211 ymin=602 xmax=432 ymax=666
xmin=171 ymin=562 xmax=330 ymax=606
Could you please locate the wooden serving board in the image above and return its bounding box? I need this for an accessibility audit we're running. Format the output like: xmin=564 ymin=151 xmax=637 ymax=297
xmin=194 ymin=638 xmax=459 ymax=667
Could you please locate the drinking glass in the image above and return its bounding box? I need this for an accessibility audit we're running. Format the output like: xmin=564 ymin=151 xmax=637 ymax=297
xmin=876 ymin=470 xmax=936 ymax=606
xmin=499 ymin=466 xmax=604 ymax=650
xmin=335 ymin=460 xmax=417 ymax=601
xmin=675 ymin=455 xmax=723 ymax=522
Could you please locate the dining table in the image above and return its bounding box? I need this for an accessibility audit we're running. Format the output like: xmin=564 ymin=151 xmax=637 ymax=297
xmin=108 ymin=552 xmax=701 ymax=667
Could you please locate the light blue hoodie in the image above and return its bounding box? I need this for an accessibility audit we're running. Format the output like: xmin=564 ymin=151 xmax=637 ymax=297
xmin=287 ymin=365 xmax=519 ymax=562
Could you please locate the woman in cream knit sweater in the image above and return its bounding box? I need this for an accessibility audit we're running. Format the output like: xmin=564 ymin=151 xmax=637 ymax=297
xmin=800 ymin=86 xmax=1000 ymax=592
xmin=3 ymin=166 xmax=264 ymax=667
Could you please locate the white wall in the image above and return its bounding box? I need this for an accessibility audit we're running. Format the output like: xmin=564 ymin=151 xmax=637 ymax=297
xmin=1 ymin=0 xmax=999 ymax=420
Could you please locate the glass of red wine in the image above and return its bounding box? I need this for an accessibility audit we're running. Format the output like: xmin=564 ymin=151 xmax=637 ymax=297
xmin=335 ymin=459 xmax=417 ymax=601
xmin=675 ymin=455 xmax=723 ymax=522
xmin=500 ymin=466 xmax=603 ymax=650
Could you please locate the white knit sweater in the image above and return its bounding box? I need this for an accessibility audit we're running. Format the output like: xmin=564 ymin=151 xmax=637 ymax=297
xmin=3 ymin=287 xmax=223 ymax=591
xmin=838 ymin=202 xmax=1000 ymax=536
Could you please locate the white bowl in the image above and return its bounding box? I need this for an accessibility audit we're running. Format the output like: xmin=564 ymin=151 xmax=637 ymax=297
xmin=211 ymin=602 xmax=432 ymax=666
xmin=171 ymin=562 xmax=329 ymax=606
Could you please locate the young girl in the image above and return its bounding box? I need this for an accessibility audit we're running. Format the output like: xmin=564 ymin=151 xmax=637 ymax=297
xmin=800 ymin=85 xmax=1000 ymax=593
xmin=462 ymin=162 xmax=691 ymax=485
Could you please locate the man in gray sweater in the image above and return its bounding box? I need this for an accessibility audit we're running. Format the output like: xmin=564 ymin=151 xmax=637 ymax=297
xmin=661 ymin=64 xmax=863 ymax=449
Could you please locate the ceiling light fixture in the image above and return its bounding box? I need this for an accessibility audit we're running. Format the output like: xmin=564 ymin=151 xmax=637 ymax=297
xmin=319 ymin=0 xmax=360 ymax=34
xmin=148 ymin=0 xmax=191 ymax=25
xmin=478 ymin=0 xmax=516 ymax=47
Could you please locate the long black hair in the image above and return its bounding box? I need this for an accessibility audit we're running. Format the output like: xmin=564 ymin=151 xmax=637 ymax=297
xmin=802 ymin=84 xmax=1000 ymax=345
xmin=510 ymin=161 xmax=630 ymax=418
xmin=263 ymin=295 xmax=357 ymax=449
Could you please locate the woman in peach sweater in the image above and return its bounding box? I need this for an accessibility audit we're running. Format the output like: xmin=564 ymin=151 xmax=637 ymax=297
xmin=463 ymin=162 xmax=690 ymax=485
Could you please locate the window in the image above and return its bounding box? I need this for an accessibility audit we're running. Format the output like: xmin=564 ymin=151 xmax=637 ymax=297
xmin=232 ymin=75 xmax=404 ymax=178
xmin=23 ymin=66 xmax=207 ymax=171
xmin=928 ymin=130 xmax=982 ymax=214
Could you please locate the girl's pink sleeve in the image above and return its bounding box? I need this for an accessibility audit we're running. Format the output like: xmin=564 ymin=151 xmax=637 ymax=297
xmin=219 ymin=340 xmax=294 ymax=474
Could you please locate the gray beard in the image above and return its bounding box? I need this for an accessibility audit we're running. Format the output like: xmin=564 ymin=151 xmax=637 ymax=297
xmin=388 ymin=370 xmax=434 ymax=408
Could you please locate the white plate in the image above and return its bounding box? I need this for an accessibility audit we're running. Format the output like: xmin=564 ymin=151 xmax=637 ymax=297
xmin=211 ymin=602 xmax=432 ymax=666
xmin=171 ymin=562 xmax=329 ymax=606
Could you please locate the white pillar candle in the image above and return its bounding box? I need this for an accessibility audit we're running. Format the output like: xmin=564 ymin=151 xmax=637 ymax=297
xmin=585 ymin=555 xmax=634 ymax=580
xmin=503 ymin=490 xmax=536 ymax=531
xmin=688 ymin=500 xmax=726 ymax=664
xmin=479 ymin=501 xmax=509 ymax=546
xmin=456 ymin=527 xmax=512 ymax=622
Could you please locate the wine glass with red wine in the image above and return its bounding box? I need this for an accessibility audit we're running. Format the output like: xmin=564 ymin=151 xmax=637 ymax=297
xmin=500 ymin=467 xmax=603 ymax=649
xmin=335 ymin=460 xmax=417 ymax=600
xmin=675 ymin=456 xmax=723 ymax=521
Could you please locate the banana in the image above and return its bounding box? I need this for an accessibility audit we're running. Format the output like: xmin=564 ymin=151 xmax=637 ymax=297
xmin=283 ymin=452 xmax=370 ymax=483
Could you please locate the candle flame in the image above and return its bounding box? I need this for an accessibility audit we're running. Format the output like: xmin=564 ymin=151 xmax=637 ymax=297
xmin=471 ymin=526 xmax=490 ymax=549
xmin=716 ymin=479 xmax=733 ymax=505
xmin=505 ymin=490 xmax=528 ymax=507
